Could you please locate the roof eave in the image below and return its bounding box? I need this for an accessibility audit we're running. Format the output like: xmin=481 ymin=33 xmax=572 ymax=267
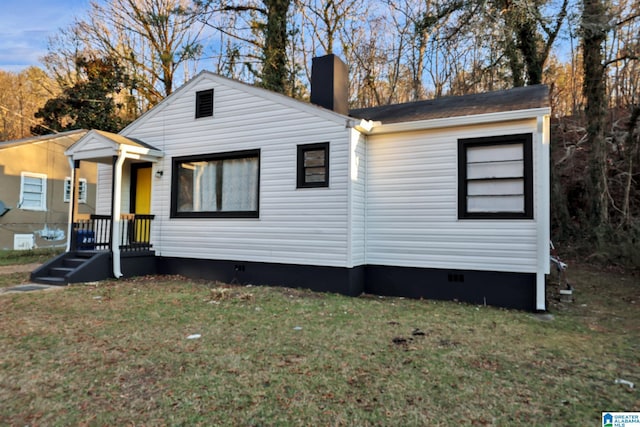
xmin=365 ymin=107 xmax=551 ymax=135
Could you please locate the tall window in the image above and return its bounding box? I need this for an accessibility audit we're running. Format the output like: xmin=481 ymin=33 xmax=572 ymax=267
xmin=195 ymin=89 xmax=214 ymax=118
xmin=458 ymin=134 xmax=533 ymax=219
xmin=64 ymin=177 xmax=87 ymax=203
xmin=171 ymin=150 xmax=260 ymax=218
xmin=297 ymin=142 xmax=329 ymax=188
xmin=20 ymin=172 xmax=47 ymax=211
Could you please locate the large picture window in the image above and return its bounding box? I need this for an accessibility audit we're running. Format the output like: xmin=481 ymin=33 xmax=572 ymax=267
xmin=171 ymin=150 xmax=260 ymax=218
xmin=458 ymin=134 xmax=533 ymax=219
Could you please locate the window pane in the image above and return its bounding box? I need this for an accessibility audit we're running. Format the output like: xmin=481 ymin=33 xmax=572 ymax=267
xmin=467 ymin=143 xmax=523 ymax=163
xmin=305 ymin=167 xmax=326 ymax=183
xmin=177 ymin=163 xmax=196 ymax=212
xmin=467 ymin=160 xmax=523 ymax=179
xmin=193 ymin=161 xmax=218 ymax=211
xmin=64 ymin=179 xmax=71 ymax=202
xmin=221 ymin=157 xmax=258 ymax=211
xmin=468 ymin=195 xmax=524 ymax=212
xmin=79 ymin=180 xmax=87 ymax=203
xmin=303 ymin=150 xmax=325 ymax=167
xmin=467 ymin=179 xmax=524 ymax=196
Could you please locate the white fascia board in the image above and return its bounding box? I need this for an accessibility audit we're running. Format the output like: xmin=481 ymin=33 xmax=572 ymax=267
xmin=120 ymin=145 xmax=164 ymax=159
xmin=366 ymin=108 xmax=551 ymax=135
xmin=70 ymin=147 xmax=119 ymax=161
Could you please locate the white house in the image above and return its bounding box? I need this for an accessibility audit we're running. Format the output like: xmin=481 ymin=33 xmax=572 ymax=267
xmin=33 ymin=55 xmax=550 ymax=311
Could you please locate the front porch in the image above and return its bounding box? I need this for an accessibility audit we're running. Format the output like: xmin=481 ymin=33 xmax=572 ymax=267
xmin=31 ymin=214 xmax=157 ymax=285
xmin=31 ymin=129 xmax=164 ymax=285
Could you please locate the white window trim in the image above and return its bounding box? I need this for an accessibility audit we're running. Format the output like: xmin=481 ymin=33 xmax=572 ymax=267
xmin=64 ymin=177 xmax=88 ymax=204
xmin=19 ymin=172 xmax=47 ymax=211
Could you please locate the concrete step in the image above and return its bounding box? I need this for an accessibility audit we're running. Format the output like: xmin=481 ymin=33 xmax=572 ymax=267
xmin=31 ymin=276 xmax=67 ymax=286
xmin=50 ymin=267 xmax=75 ymax=278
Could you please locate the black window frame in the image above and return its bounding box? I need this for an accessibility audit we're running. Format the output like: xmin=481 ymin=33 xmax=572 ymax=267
xmin=170 ymin=149 xmax=260 ymax=218
xmin=458 ymin=133 xmax=533 ymax=220
xmin=297 ymin=142 xmax=329 ymax=188
xmin=195 ymin=89 xmax=214 ymax=119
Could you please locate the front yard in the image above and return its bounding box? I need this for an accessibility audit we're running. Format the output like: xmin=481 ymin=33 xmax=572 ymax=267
xmin=0 ymin=261 xmax=637 ymax=425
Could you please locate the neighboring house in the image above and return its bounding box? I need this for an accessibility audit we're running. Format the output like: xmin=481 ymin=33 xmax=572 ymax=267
xmin=34 ymin=55 xmax=550 ymax=311
xmin=0 ymin=130 xmax=96 ymax=250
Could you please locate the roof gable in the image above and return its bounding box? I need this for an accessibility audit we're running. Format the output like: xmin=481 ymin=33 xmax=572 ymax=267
xmin=120 ymin=71 xmax=353 ymax=136
xmin=66 ymin=130 xmax=162 ymax=163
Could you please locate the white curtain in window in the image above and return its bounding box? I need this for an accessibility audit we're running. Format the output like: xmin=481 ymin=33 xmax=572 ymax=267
xmin=194 ymin=161 xmax=218 ymax=211
xmin=222 ymin=157 xmax=258 ymax=211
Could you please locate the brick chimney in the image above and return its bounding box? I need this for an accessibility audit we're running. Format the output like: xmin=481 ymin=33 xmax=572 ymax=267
xmin=310 ymin=54 xmax=349 ymax=115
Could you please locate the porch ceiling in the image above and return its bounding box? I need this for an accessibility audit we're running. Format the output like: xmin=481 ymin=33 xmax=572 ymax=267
xmin=65 ymin=129 xmax=163 ymax=164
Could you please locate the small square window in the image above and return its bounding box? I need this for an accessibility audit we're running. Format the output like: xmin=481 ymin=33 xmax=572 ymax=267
xmin=64 ymin=177 xmax=87 ymax=203
xmin=195 ymin=89 xmax=214 ymax=118
xmin=297 ymin=142 xmax=329 ymax=188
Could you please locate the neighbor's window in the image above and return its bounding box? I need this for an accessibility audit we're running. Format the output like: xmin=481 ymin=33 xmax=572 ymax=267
xmin=64 ymin=177 xmax=88 ymax=203
xmin=171 ymin=149 xmax=260 ymax=218
xmin=297 ymin=142 xmax=329 ymax=188
xmin=20 ymin=172 xmax=47 ymax=211
xmin=458 ymin=133 xmax=533 ymax=219
xmin=195 ymin=89 xmax=214 ymax=118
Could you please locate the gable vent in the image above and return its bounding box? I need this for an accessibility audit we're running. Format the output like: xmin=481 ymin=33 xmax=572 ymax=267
xmin=196 ymin=89 xmax=214 ymax=118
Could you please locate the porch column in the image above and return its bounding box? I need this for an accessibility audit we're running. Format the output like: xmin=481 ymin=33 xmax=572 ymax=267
xmin=65 ymin=158 xmax=80 ymax=252
xmin=111 ymin=150 xmax=127 ymax=278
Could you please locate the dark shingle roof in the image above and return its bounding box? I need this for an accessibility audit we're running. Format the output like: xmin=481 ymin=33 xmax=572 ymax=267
xmin=349 ymin=85 xmax=549 ymax=124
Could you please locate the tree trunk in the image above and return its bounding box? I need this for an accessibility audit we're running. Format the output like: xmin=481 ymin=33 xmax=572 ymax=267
xmin=261 ymin=0 xmax=291 ymax=93
xmin=581 ymin=0 xmax=609 ymax=230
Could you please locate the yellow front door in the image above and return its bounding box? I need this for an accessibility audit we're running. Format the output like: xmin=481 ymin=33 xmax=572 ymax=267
xmin=135 ymin=166 xmax=152 ymax=214
xmin=134 ymin=165 xmax=152 ymax=242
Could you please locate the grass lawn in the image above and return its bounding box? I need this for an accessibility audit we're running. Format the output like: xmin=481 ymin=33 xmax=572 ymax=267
xmin=0 ymin=248 xmax=64 ymax=267
xmin=0 ymin=261 xmax=637 ymax=426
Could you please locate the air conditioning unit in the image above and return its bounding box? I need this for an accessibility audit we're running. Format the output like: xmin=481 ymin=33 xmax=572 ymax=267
xmin=14 ymin=234 xmax=35 ymax=250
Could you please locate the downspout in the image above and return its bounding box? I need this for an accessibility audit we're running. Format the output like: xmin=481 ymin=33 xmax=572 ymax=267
xmin=65 ymin=157 xmax=76 ymax=252
xmin=111 ymin=147 xmax=127 ymax=278
xmin=536 ymin=114 xmax=551 ymax=311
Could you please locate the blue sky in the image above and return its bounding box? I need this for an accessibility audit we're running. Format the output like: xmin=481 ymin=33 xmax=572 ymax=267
xmin=0 ymin=0 xmax=90 ymax=72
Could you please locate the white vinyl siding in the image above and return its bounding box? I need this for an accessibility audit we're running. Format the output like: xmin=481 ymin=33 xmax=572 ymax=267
xmin=20 ymin=172 xmax=47 ymax=211
xmin=64 ymin=177 xmax=88 ymax=203
xmin=365 ymin=121 xmax=540 ymax=274
xmin=95 ymin=164 xmax=113 ymax=215
xmin=116 ymin=74 xmax=352 ymax=267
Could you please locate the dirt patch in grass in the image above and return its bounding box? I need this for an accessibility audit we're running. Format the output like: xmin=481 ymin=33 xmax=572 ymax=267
xmin=0 ymin=265 xmax=637 ymax=425
xmin=0 ymin=263 xmax=41 ymax=275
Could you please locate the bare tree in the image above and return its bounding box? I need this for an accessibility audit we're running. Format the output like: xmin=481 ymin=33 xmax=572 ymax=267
xmin=45 ymin=0 xmax=207 ymax=112
xmin=0 ymin=68 xmax=58 ymax=140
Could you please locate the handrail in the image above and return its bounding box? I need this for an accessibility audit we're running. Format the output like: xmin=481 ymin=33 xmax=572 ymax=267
xmin=71 ymin=214 xmax=155 ymax=252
